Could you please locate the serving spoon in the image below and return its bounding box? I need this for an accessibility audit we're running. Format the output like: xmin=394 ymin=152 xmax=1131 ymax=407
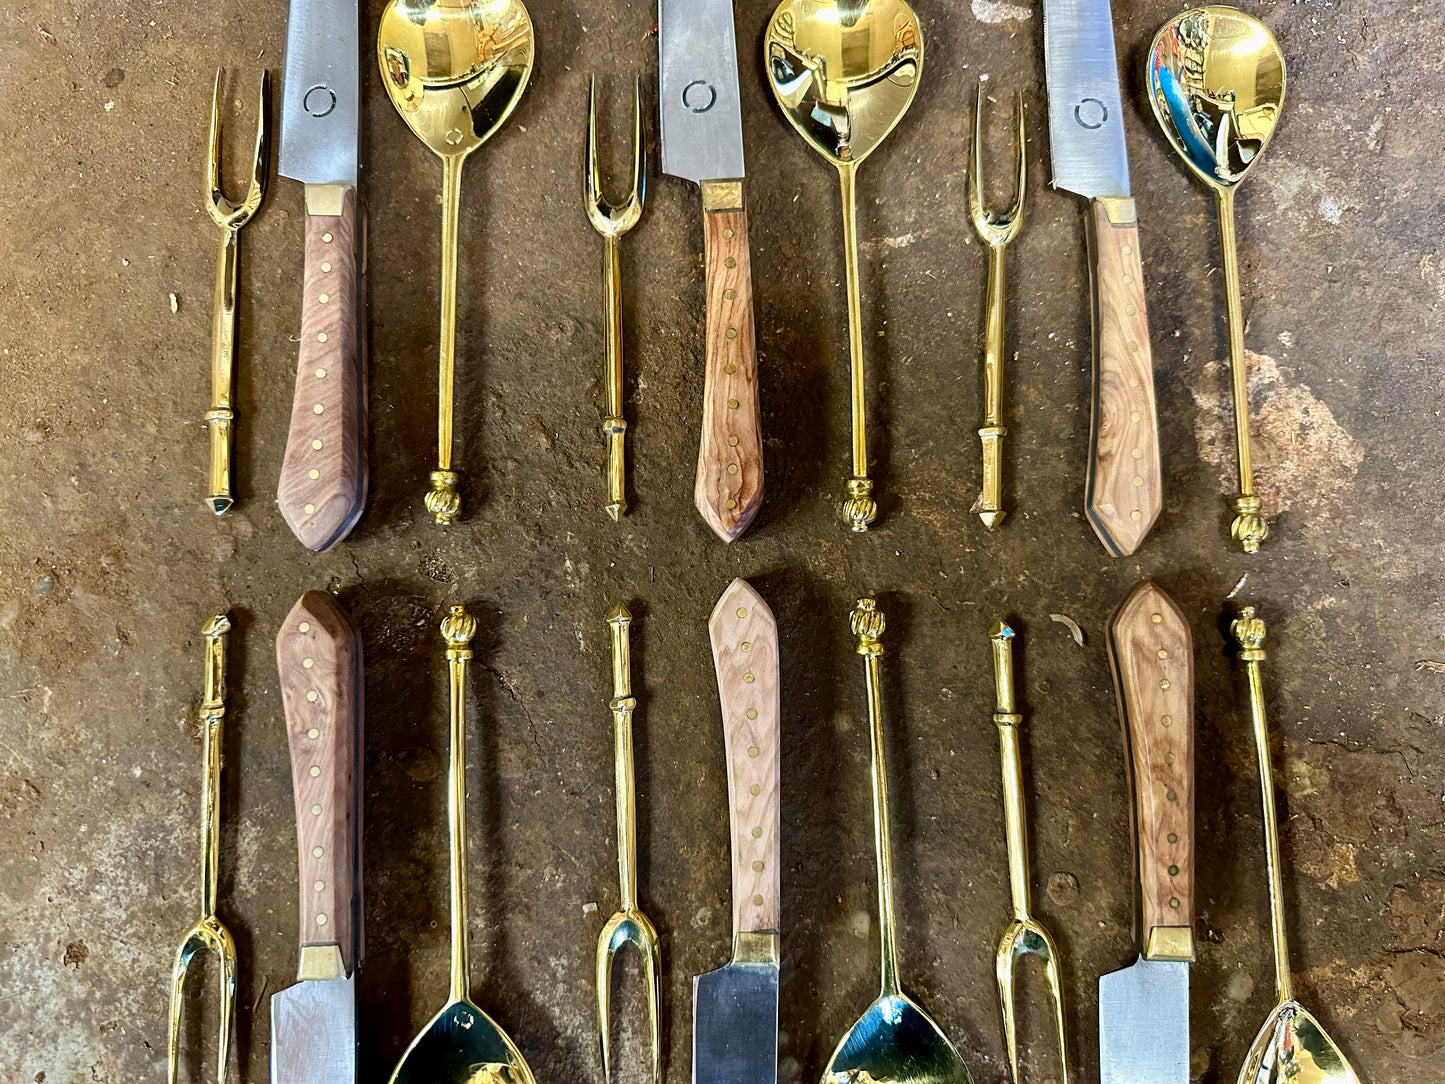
xmin=377 ymin=0 xmax=535 ymax=525
xmin=764 ymin=0 xmax=923 ymax=532
xmin=1146 ymin=7 xmax=1285 ymax=552
xmin=820 ymin=599 xmax=974 ymax=1084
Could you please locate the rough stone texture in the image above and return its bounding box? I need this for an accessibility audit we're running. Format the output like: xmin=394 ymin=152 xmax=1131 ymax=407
xmin=1 ymin=1 xmax=1441 ymax=1081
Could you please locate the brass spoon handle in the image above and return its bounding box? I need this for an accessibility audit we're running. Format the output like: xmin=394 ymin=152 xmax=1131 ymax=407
xmin=838 ymin=167 xmax=877 ymax=532
xmin=1216 ymin=188 xmax=1267 ymax=552
xmin=852 ymin=598 xmax=899 ymax=996
xmin=441 ymin=605 xmax=477 ymax=1004
xmin=989 ymin=622 xmax=1030 ymax=922
xmin=199 ymin=612 xmax=230 ymax=919
xmin=1231 ymin=606 xmax=1293 ymax=1004
xmin=607 ymin=604 xmax=638 ymax=909
xmin=428 ymin=158 xmax=466 ymax=525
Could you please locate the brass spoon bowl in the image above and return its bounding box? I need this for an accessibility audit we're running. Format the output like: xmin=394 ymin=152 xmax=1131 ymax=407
xmin=1145 ymin=7 xmax=1285 ymax=552
xmin=377 ymin=0 xmax=535 ymax=525
xmin=764 ymin=0 xmax=923 ymax=532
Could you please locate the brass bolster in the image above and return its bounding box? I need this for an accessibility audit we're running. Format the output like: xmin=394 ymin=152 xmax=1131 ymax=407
xmin=1145 ymin=926 xmax=1195 ymax=963
xmin=733 ymin=930 xmax=779 ymax=966
xmin=1095 ymin=194 xmax=1138 ymax=227
xmin=298 ymin=942 xmax=347 ymax=982
xmin=701 ymin=180 xmax=745 ymax=213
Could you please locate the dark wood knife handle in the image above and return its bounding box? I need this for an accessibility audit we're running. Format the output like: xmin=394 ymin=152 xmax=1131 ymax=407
xmin=708 ymin=578 xmax=780 ymax=936
xmin=695 ymin=182 xmax=763 ymax=542
xmin=277 ymin=590 xmax=363 ymax=976
xmin=1108 ymin=580 xmax=1195 ymax=962
xmin=278 ymin=190 xmax=366 ymax=552
xmin=1085 ymin=195 xmax=1162 ymax=557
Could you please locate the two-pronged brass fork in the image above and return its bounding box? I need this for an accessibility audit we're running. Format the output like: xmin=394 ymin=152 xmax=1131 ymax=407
xmin=989 ymin=622 xmax=1068 ymax=1084
xmin=595 ymin=604 xmax=661 ymax=1083
xmin=167 ymin=612 xmax=238 ymax=1084
xmin=202 ymin=70 xmax=270 ymax=516
xmin=968 ymin=86 xmax=1026 ymax=530
xmin=585 ymin=80 xmax=646 ymax=522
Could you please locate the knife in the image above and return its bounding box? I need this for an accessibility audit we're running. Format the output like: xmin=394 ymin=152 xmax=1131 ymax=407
xmin=695 ymin=578 xmax=780 ymax=1084
xmin=277 ymin=0 xmax=368 ymax=552
xmin=1043 ymin=0 xmax=1162 ymax=556
xmin=1102 ymin=580 xmax=1194 ymax=1084
xmin=660 ymin=0 xmax=764 ymax=543
xmin=271 ymin=590 xmax=364 ymax=1083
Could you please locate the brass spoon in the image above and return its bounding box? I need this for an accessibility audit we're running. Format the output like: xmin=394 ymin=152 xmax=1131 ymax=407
xmin=1231 ymin=607 xmax=1361 ymax=1084
xmin=764 ymin=0 xmax=923 ymax=532
xmin=821 ymin=599 xmax=974 ymax=1084
xmin=1146 ymin=7 xmax=1286 ymax=553
xmin=377 ymin=0 xmax=535 ymax=525
xmin=387 ymin=607 xmax=538 ymax=1084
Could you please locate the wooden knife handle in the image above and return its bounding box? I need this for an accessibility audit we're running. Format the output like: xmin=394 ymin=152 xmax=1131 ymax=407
xmin=1084 ymin=196 xmax=1162 ymax=557
xmin=695 ymin=182 xmax=763 ymax=543
xmin=276 ymin=590 xmax=363 ymax=977
xmin=278 ymin=189 xmax=367 ymax=552
xmin=708 ymin=578 xmax=780 ymax=937
xmin=1108 ymin=580 xmax=1194 ymax=962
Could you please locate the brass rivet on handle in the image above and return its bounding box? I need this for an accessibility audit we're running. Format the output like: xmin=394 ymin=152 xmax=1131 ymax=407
xmin=1158 ymin=649 xmax=1169 ymax=659
xmin=1169 ymin=897 xmax=1180 ymax=909
xmin=726 ymin=498 xmax=737 ymax=509
xmin=306 ymin=691 xmax=318 ymax=703
xmin=317 ymin=913 xmax=328 ymax=925
xmin=303 ymin=657 xmax=314 ymax=669
xmin=310 ymin=765 xmax=321 ymax=777
xmin=1168 ymin=864 xmax=1179 ymax=876
xmin=313 ymin=403 xmax=325 ymax=415
xmin=1152 ymin=613 xmax=1163 ymax=623
xmin=1160 ymin=679 xmax=1170 ymax=690
xmin=746 ymin=708 xmax=757 ymax=719
xmin=1131 ymin=510 xmax=1143 ymax=521
xmin=748 ymin=746 xmax=759 ymax=758
xmin=321 ymin=262 xmax=332 ymax=273
xmin=1166 ymin=788 xmax=1178 ymax=802
xmin=304 ymin=503 xmax=315 ymax=514
xmin=316 ymin=367 xmax=327 ymax=379
xmin=737 ymin=608 xmax=747 ymax=618
xmin=728 ymin=399 xmax=739 ymax=409
xmin=299 ymin=622 xmax=311 ymax=633
xmin=725 ymin=257 xmax=736 ymax=268
xmin=313 ymin=845 xmax=324 ymax=857
xmin=312 ymin=439 xmax=323 ymax=450
xmin=307 ymin=727 xmax=320 ymax=739
xmin=752 ymin=827 xmax=762 ymax=838
xmin=1132 ymin=448 xmax=1143 ymax=459
xmin=743 ymin=673 xmax=754 ymax=683
xmin=1131 ymin=411 xmax=1142 ymax=422
xmin=741 ymin=642 xmax=751 ymax=652
xmin=726 ymin=363 xmax=736 ymax=374
xmin=317 ymin=332 xmax=328 ymax=343
xmin=725 ymin=288 xmax=736 ymax=300
xmin=749 ymin=784 xmax=760 ymax=796
xmin=728 ymin=464 xmax=739 ymax=475
xmin=752 ymin=860 xmax=764 ymax=872
xmin=319 ymin=293 xmax=330 ymax=304
xmin=723 ymin=227 xmax=734 ymax=239
xmin=1167 ymin=832 xmax=1179 ymax=844
xmin=728 ymin=436 xmax=738 ymax=446
xmin=1161 ymin=715 xmax=1172 ymax=726
xmin=315 ymin=880 xmax=325 ymax=892
xmin=309 ymin=469 xmax=320 ymax=480
xmin=752 ymin=894 xmax=763 ymax=906
xmin=322 ymin=232 xmax=333 ymax=243
xmin=727 ymin=328 xmax=738 ymax=340
xmin=311 ymin=804 xmax=322 ymax=815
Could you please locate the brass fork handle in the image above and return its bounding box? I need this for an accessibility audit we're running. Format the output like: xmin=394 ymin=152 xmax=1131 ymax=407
xmin=606 ymin=604 xmax=639 ymax=907
xmin=989 ymin=621 xmax=1031 ymax=922
xmin=203 ymin=69 xmax=270 ymax=516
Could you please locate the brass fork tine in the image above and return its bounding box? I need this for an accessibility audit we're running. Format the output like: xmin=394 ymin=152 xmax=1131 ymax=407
xmin=203 ymin=70 xmax=270 ymax=515
xmin=990 ymin=622 xmax=1070 ymax=1084
xmin=168 ymin=614 xmax=240 ymax=1084
xmin=968 ymin=86 xmax=1027 ymax=529
xmin=595 ymin=605 xmax=662 ymax=1084
xmin=585 ymin=78 xmax=646 ymax=521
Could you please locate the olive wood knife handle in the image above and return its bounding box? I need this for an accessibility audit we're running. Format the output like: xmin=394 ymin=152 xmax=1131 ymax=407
xmin=695 ymin=182 xmax=763 ymax=542
xmin=708 ymin=578 xmax=780 ymax=937
xmin=1107 ymin=580 xmax=1194 ymax=962
xmin=278 ymin=189 xmax=366 ymax=552
xmin=1085 ymin=196 xmax=1162 ymax=557
xmin=276 ymin=590 xmax=363 ymax=978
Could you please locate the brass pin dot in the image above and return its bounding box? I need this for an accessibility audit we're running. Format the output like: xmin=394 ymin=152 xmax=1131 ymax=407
xmin=313 ymin=846 xmax=324 ymax=857
xmin=316 ymin=367 xmax=327 ymax=379
xmin=303 ymin=657 xmax=314 ymax=669
xmin=307 ymin=728 xmax=320 ymax=739
xmin=299 ymin=622 xmax=311 ymax=633
xmin=316 ymin=913 xmax=328 ymax=925
xmin=309 ymin=469 xmax=320 ymax=480
xmin=309 ymin=765 xmax=321 ymax=777
xmin=752 ymin=894 xmax=763 ymax=906
xmin=312 ymin=439 xmax=323 ymax=450
xmin=752 ymin=827 xmax=762 ymax=838
xmin=321 ymin=232 xmax=333 ymax=243
xmin=314 ymin=880 xmax=325 ymax=892
xmin=752 ymin=860 xmax=764 ymax=872
xmin=317 ymin=332 xmax=328 ymax=343
xmin=748 ymin=746 xmax=759 ymax=758
xmin=311 ymin=804 xmax=322 ymax=815
xmin=749 ymin=784 xmax=760 ymax=796
xmin=303 ymin=503 xmax=315 ymax=514
xmin=746 ymin=708 xmax=757 ymax=720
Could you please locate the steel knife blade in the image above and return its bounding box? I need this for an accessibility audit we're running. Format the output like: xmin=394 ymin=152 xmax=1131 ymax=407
xmin=1101 ymin=581 xmax=1195 ymax=1084
xmin=1042 ymin=0 xmax=1162 ymax=557
xmin=270 ymin=590 xmax=364 ymax=1084
xmin=694 ymin=579 xmax=780 ymax=1084
xmin=278 ymin=0 xmax=359 ymax=188
xmin=659 ymin=0 xmax=745 ymax=184
xmin=657 ymin=0 xmax=764 ymax=542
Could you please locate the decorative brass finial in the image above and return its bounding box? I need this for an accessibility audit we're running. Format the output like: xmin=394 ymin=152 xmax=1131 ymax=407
xmin=1230 ymin=495 xmax=1268 ymax=553
xmin=427 ymin=469 xmax=462 ymax=525
xmin=844 ymin=477 xmax=878 ymax=532
xmin=851 ymin=597 xmax=885 ymax=656
xmin=202 ymin=611 xmax=233 ymax=639
xmin=440 ymin=604 xmax=477 ymax=657
xmin=1231 ymin=605 xmax=1267 ymax=661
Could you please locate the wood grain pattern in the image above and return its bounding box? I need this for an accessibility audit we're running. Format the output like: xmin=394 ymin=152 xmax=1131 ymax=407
xmin=1108 ymin=581 xmax=1194 ymax=958
xmin=708 ymin=578 xmax=780 ymax=936
xmin=695 ymin=205 xmax=763 ymax=543
xmin=278 ymin=189 xmax=367 ymax=552
xmin=1085 ymin=196 xmax=1162 ymax=558
xmin=276 ymin=590 xmax=363 ymax=973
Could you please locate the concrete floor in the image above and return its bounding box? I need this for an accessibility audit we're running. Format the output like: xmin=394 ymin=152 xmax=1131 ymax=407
xmin=1 ymin=0 xmax=1442 ymax=1081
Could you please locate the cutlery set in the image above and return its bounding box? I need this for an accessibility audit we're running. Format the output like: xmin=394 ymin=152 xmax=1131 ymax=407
xmin=168 ymin=2 xmax=1361 ymax=1083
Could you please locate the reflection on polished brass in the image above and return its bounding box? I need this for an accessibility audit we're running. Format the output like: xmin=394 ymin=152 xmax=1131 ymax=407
xmin=1147 ymin=8 xmax=1286 ymax=552
xmin=818 ymin=600 xmax=974 ymax=1084
xmin=764 ymin=0 xmax=924 ymax=532
xmin=377 ymin=0 xmax=536 ymax=525
xmin=967 ymin=87 xmax=1026 ymax=531
xmin=203 ymin=70 xmax=270 ymax=516
xmin=595 ymin=604 xmax=661 ymax=1084
xmin=1231 ymin=608 xmax=1361 ymax=1084
xmin=988 ymin=622 xmax=1068 ymax=1084
xmin=388 ymin=606 xmax=539 ymax=1084
xmin=585 ymin=79 xmax=647 ymax=522
xmin=167 ymin=612 xmax=238 ymax=1084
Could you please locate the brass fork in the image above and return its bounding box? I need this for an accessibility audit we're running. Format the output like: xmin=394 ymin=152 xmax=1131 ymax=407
xmin=167 ymin=612 xmax=239 ymax=1084
xmin=585 ymin=78 xmax=646 ymax=522
xmin=203 ymin=69 xmax=271 ymax=515
xmin=990 ymin=622 xmax=1069 ymax=1084
xmin=967 ymin=85 xmax=1026 ymax=530
xmin=595 ymin=604 xmax=661 ymax=1083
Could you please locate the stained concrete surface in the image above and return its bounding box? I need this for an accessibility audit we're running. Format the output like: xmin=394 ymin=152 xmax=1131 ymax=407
xmin=1 ymin=0 xmax=1443 ymax=1081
